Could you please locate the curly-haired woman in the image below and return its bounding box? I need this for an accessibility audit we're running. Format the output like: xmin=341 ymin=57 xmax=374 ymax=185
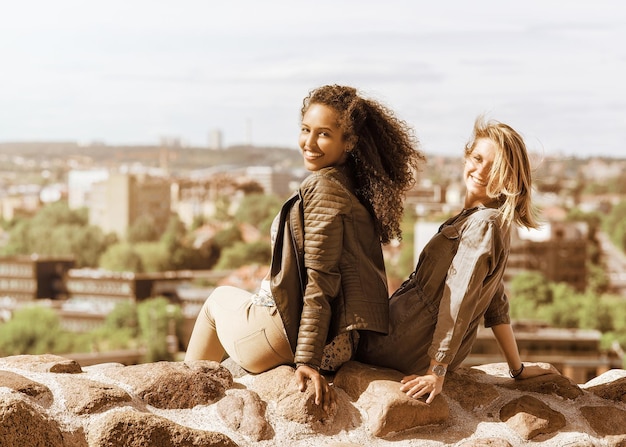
xmin=184 ymin=84 xmax=425 ymax=412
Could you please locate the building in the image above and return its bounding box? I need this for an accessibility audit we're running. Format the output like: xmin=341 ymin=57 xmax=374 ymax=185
xmin=208 ymin=129 xmax=223 ymax=150
xmin=59 ymin=269 xmax=194 ymax=332
xmin=88 ymin=173 xmax=171 ymax=238
xmin=244 ymin=166 xmax=297 ymax=198
xmin=506 ymin=221 xmax=589 ymax=291
xmin=0 ymin=256 xmax=74 ymax=303
xmin=67 ymin=168 xmax=110 ymax=210
xmin=465 ymin=320 xmax=621 ymax=384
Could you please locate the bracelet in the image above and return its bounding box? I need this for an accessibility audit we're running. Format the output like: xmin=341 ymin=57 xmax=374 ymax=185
xmin=509 ymin=363 xmax=525 ymax=379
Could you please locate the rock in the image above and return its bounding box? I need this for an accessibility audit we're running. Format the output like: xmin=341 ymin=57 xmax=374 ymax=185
xmin=334 ymin=361 xmax=449 ymax=437
xmin=54 ymin=375 xmax=132 ymax=415
xmin=86 ymin=409 xmax=238 ymax=447
xmin=444 ymin=368 xmax=500 ymax=411
xmin=585 ymin=376 xmax=626 ymax=403
xmin=0 ymin=370 xmax=53 ymax=407
xmin=0 ymin=353 xmax=82 ymax=374
xmin=457 ymin=439 xmax=513 ymax=447
xmin=252 ymin=365 xmax=338 ymax=425
xmin=97 ymin=360 xmax=233 ymax=409
xmin=216 ymin=389 xmax=273 ymax=441
xmin=0 ymin=394 xmax=65 ymax=447
xmin=499 ymin=395 xmax=566 ymax=440
xmin=1 ymin=354 xmax=626 ymax=447
xmin=579 ymin=405 xmax=626 ymax=436
xmin=501 ymin=373 xmax=584 ymax=400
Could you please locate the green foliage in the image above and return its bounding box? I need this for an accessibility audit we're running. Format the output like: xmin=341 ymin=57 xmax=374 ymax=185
xmin=0 ymin=202 xmax=112 ymax=267
xmin=214 ymin=196 xmax=232 ymax=221
xmin=127 ymin=215 xmax=161 ymax=243
xmin=136 ymin=297 xmax=182 ymax=362
xmin=510 ymin=271 xmax=553 ymax=310
xmin=160 ymin=215 xmax=186 ymax=251
xmin=587 ymin=262 xmax=609 ymax=295
xmin=134 ymin=242 xmax=171 ymax=272
xmin=215 ymin=240 xmax=271 ymax=270
xmin=0 ymin=306 xmax=80 ymax=356
xmin=604 ymin=200 xmax=626 ymax=252
xmin=0 ymin=298 xmax=184 ymax=358
xmin=102 ymin=300 xmax=139 ymax=334
xmin=509 ymin=269 xmax=626 ymax=361
xmin=385 ymin=211 xmax=418 ymax=286
xmin=99 ymin=242 xmax=144 ymax=272
xmin=213 ymin=225 xmax=242 ymax=249
xmin=542 ymin=283 xmax=583 ymax=328
xmin=234 ymin=193 xmax=282 ymax=232
xmin=90 ymin=301 xmax=139 ymax=351
xmin=32 ymin=201 xmax=88 ymax=227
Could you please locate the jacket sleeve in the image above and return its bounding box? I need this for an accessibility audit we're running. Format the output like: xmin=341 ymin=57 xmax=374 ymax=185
xmin=427 ymin=218 xmax=504 ymax=365
xmin=293 ymin=175 xmax=350 ymax=368
xmin=483 ymin=281 xmax=511 ymax=328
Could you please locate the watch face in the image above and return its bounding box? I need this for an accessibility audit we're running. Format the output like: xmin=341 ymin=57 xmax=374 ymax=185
xmin=432 ymin=365 xmax=446 ymax=377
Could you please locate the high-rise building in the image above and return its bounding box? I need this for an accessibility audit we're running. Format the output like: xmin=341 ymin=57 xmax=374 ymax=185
xmin=88 ymin=173 xmax=171 ymax=239
xmin=208 ymin=129 xmax=223 ymax=150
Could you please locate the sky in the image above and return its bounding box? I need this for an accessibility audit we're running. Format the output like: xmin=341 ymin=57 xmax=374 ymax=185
xmin=1 ymin=0 xmax=625 ymax=158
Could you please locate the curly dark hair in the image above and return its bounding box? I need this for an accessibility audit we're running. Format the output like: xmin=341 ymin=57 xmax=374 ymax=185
xmin=301 ymin=84 xmax=425 ymax=243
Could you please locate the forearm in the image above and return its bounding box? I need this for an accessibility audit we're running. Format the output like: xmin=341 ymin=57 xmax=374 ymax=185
xmin=490 ymin=323 xmax=523 ymax=371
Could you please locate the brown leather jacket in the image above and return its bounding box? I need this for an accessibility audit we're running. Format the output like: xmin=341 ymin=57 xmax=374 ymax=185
xmin=270 ymin=165 xmax=389 ymax=369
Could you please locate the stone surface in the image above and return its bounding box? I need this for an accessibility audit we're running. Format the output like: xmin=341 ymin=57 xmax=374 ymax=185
xmin=86 ymin=409 xmax=238 ymax=447
xmin=96 ymin=360 xmax=233 ymax=409
xmin=0 ymin=370 xmax=53 ymax=407
xmin=1 ymin=355 xmax=626 ymax=446
xmin=579 ymin=405 xmax=626 ymax=436
xmin=216 ymin=389 xmax=273 ymax=441
xmin=586 ymin=376 xmax=626 ymax=403
xmin=499 ymin=395 xmax=566 ymax=440
xmin=334 ymin=361 xmax=449 ymax=437
xmin=0 ymin=394 xmax=66 ymax=447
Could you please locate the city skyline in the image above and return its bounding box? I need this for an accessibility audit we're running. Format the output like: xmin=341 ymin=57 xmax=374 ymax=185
xmin=1 ymin=0 xmax=624 ymax=158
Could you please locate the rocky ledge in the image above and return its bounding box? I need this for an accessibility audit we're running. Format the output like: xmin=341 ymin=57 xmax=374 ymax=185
xmin=0 ymin=354 xmax=625 ymax=447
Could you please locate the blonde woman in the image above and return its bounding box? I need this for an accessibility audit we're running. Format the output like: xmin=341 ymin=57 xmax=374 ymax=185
xmin=357 ymin=116 xmax=558 ymax=403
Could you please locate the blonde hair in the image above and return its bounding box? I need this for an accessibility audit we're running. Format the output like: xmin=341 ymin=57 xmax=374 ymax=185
xmin=464 ymin=116 xmax=539 ymax=229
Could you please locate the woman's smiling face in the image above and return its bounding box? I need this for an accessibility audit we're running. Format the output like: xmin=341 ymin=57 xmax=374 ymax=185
xmin=299 ymin=103 xmax=350 ymax=171
xmin=464 ymin=137 xmax=498 ymax=208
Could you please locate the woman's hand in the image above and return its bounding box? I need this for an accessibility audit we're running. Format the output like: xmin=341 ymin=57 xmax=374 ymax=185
xmin=295 ymin=364 xmax=336 ymax=412
xmin=516 ymin=362 xmax=560 ymax=380
xmin=400 ymin=373 xmax=444 ymax=404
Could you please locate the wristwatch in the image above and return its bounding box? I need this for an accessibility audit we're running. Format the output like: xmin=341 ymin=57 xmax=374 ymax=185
xmin=430 ymin=364 xmax=447 ymax=377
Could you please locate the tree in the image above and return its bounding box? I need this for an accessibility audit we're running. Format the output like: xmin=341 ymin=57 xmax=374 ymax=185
xmin=137 ymin=297 xmax=182 ymax=362
xmin=134 ymin=242 xmax=171 ymax=272
xmin=212 ymin=225 xmax=242 ymax=249
xmin=234 ymin=193 xmax=282 ymax=233
xmin=127 ymin=215 xmax=161 ymax=243
xmin=90 ymin=300 xmax=139 ymax=351
xmin=0 ymin=202 xmax=113 ymax=267
xmin=510 ymin=271 xmax=553 ymax=308
xmin=99 ymin=242 xmax=144 ymax=272
xmin=604 ymin=200 xmax=626 ymax=252
xmin=0 ymin=306 xmax=89 ymax=355
xmin=215 ymin=241 xmax=271 ymax=270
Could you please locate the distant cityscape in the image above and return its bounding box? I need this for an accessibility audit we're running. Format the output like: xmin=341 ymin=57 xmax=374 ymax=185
xmin=0 ymin=139 xmax=625 ymax=381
